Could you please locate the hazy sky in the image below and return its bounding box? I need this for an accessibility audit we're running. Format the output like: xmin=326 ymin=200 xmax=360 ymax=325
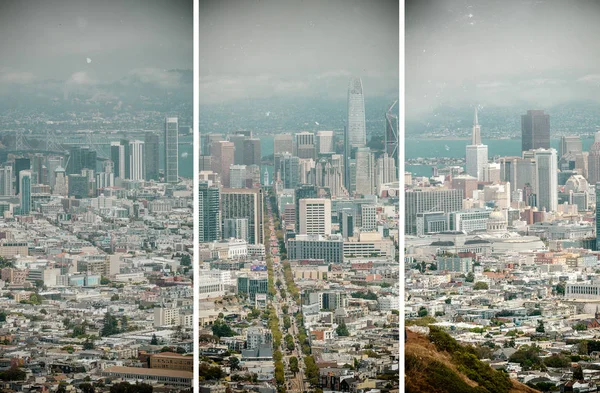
xmin=0 ymin=0 xmax=192 ymax=88
xmin=199 ymin=0 xmax=399 ymax=105
xmin=406 ymin=0 xmax=600 ymax=117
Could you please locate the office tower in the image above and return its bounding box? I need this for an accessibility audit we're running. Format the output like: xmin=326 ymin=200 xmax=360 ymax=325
xmin=280 ymin=153 xmax=300 ymax=189
xmin=522 ymin=110 xmax=550 ymax=152
xmin=315 ymin=155 xmax=345 ymax=197
xmin=298 ymin=158 xmax=315 ymax=185
xmin=230 ymin=165 xmax=247 ymax=188
xmin=243 ymin=138 xmax=261 ymax=166
xmin=361 ymin=205 xmax=377 ymax=231
xmin=377 ymin=153 xmax=398 ymax=191
xmin=144 ymin=133 xmax=160 ymax=181
xmin=263 ymin=168 xmax=269 ymax=187
xmin=338 ymin=209 xmax=355 ymax=239
xmin=589 ymin=132 xmax=600 ymax=185
xmin=96 ymin=171 xmax=114 ymax=189
xmin=19 ymin=170 xmax=32 ymax=215
xmin=201 ymin=133 xmax=224 ymax=156
xmin=110 ymin=141 xmax=126 ymax=179
xmin=47 ymin=157 xmax=63 ymax=188
xmin=533 ymin=148 xmax=558 ymax=212
xmin=68 ymin=174 xmax=89 ymax=198
xmin=482 ymin=162 xmax=501 ymax=183
xmin=229 ymin=133 xmax=246 ymax=165
xmin=274 ymin=134 xmax=294 ymax=155
xmin=211 ymin=141 xmax=235 ymax=187
xmin=0 ymin=166 xmax=13 ymax=196
xmin=15 ymin=158 xmax=30 ymax=195
xmin=223 ymin=218 xmax=249 ymax=242
xmin=295 ymin=184 xmax=318 ymax=232
xmin=247 ymin=165 xmax=261 ymax=188
xmin=53 ymin=167 xmax=67 ymax=196
xmin=221 ymin=188 xmax=264 ymax=245
xmin=299 ymin=198 xmax=331 ymax=235
xmin=165 ymin=117 xmax=179 ymax=183
xmin=355 ymin=147 xmax=375 ymax=196
xmin=347 ymin=77 xmax=366 ymax=148
xmin=405 ymin=188 xmax=464 ymax=235
xmin=295 ymin=132 xmax=316 ymax=159
xmin=316 ymin=131 xmax=335 ymax=155
xmin=597 ymin=183 xmax=600 ymax=250
xmin=576 ymin=152 xmax=589 ymax=179
xmin=385 ymin=100 xmax=399 ymax=166
xmin=199 ymin=180 xmax=220 ymax=243
xmin=67 ymin=146 xmax=96 ymax=175
xmin=465 ymin=109 xmax=488 ymax=181
xmin=560 ymin=135 xmax=583 ymax=158
xmin=200 ymin=155 xmax=212 ymax=172
xmin=128 ymin=140 xmax=145 ymax=181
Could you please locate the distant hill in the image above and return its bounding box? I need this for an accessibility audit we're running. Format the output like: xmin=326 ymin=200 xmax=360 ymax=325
xmin=405 ymin=327 xmax=538 ymax=393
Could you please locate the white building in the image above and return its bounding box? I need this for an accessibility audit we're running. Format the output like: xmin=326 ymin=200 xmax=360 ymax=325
xmin=533 ymin=148 xmax=558 ymax=212
xmin=299 ymin=198 xmax=332 ymax=236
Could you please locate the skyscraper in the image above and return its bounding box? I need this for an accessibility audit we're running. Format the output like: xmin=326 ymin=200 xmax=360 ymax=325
xmin=229 ymin=165 xmax=247 ymax=188
xmin=68 ymin=174 xmax=88 ymax=199
xmin=596 ymin=183 xmax=600 ymax=250
xmin=15 ymin=158 xmax=30 ymax=195
xmin=385 ymin=100 xmax=399 ymax=165
xmin=405 ymin=188 xmax=464 ymax=235
xmin=243 ymin=138 xmax=261 ymax=166
xmin=145 ymin=132 xmax=160 ymax=181
xmin=354 ymin=147 xmax=375 ymax=196
xmin=294 ymin=132 xmax=316 ymax=160
xmin=19 ymin=170 xmax=32 ymax=215
xmin=347 ymin=77 xmax=366 ymax=148
xmin=229 ymin=133 xmax=246 ymax=165
xmin=110 ymin=141 xmax=126 ymax=179
xmin=199 ymin=180 xmax=220 ymax=243
xmin=128 ymin=140 xmax=145 ymax=181
xmin=589 ymin=132 xmax=600 ymax=185
xmin=299 ymin=198 xmax=331 ymax=236
xmin=533 ymin=148 xmax=558 ymax=212
xmin=316 ymin=131 xmax=335 ymax=155
xmin=221 ymin=188 xmax=264 ymax=245
xmin=211 ymin=141 xmax=235 ymax=187
xmin=165 ymin=117 xmax=179 ymax=183
xmin=522 ymin=110 xmax=550 ymax=152
xmin=279 ymin=153 xmax=300 ymax=189
xmin=273 ymin=134 xmax=294 ymax=155
xmin=0 ymin=166 xmax=13 ymax=196
xmin=465 ymin=108 xmax=488 ymax=181
xmin=67 ymin=146 xmax=96 ymax=175
xmin=560 ymin=135 xmax=583 ymax=158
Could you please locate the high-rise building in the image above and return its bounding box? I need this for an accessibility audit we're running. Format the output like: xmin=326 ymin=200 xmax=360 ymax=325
xmin=560 ymin=135 xmax=583 ymax=158
xmin=533 ymin=148 xmax=558 ymax=212
xmin=0 ymin=166 xmax=13 ymax=196
xmin=145 ymin=133 xmax=160 ymax=181
xmin=223 ymin=218 xmax=249 ymax=242
xmin=295 ymin=132 xmax=316 ymax=160
xmin=221 ymin=188 xmax=264 ymax=245
xmin=279 ymin=153 xmax=300 ymax=189
xmin=376 ymin=153 xmax=397 ymax=192
xmin=243 ymin=138 xmax=261 ymax=166
xmin=405 ymin=188 xmax=464 ymax=235
xmin=53 ymin=167 xmax=67 ymax=196
xmin=229 ymin=133 xmax=246 ymax=165
xmin=211 ymin=141 xmax=235 ymax=187
xmin=299 ymin=198 xmax=331 ymax=236
xmin=19 ymin=170 xmax=32 ymax=215
xmin=596 ymin=183 xmax=600 ymax=250
xmin=588 ymin=132 xmax=600 ymax=185
xmin=522 ymin=110 xmax=550 ymax=152
xmin=229 ymin=165 xmax=247 ymax=188
xmin=128 ymin=140 xmax=145 ymax=181
xmin=295 ymin=184 xmax=318 ymax=232
xmin=201 ymin=133 xmax=224 ymax=156
xmin=338 ymin=209 xmax=355 ymax=239
xmin=315 ymin=155 xmax=345 ymax=197
xmin=15 ymin=158 xmax=30 ymax=195
xmin=385 ymin=100 xmax=399 ymax=166
xmin=68 ymin=174 xmax=89 ymax=198
xmin=47 ymin=157 xmax=63 ymax=189
xmin=361 ymin=205 xmax=377 ymax=231
xmin=354 ymin=147 xmax=375 ymax=196
xmin=199 ymin=180 xmax=220 ymax=243
xmin=273 ymin=134 xmax=294 ymax=155
xmin=165 ymin=117 xmax=179 ymax=183
xmin=465 ymin=108 xmax=488 ymax=181
xmin=316 ymin=131 xmax=335 ymax=155
xmin=110 ymin=141 xmax=126 ymax=179
xmin=347 ymin=77 xmax=366 ymax=148
xmin=67 ymin=146 xmax=96 ymax=175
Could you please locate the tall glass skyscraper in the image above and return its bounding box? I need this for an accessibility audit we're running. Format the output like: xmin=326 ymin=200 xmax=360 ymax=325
xmin=347 ymin=77 xmax=366 ymax=148
xmin=199 ymin=181 xmax=220 ymax=243
xmin=19 ymin=170 xmax=31 ymax=215
xmin=521 ymin=110 xmax=550 ymax=152
xmin=165 ymin=117 xmax=179 ymax=183
xmin=145 ymin=132 xmax=160 ymax=181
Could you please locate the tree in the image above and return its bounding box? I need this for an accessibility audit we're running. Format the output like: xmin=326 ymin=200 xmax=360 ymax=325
xmin=418 ymin=307 xmax=428 ymax=317
xmin=0 ymin=366 xmax=26 ymax=381
xmin=80 ymin=383 xmax=95 ymax=393
xmin=473 ymin=282 xmax=489 ymax=290
xmin=574 ymin=322 xmax=588 ymax=331
xmin=176 ymin=347 xmax=186 ymax=354
xmin=289 ymin=356 xmax=299 ymax=373
xmin=150 ymin=334 xmax=159 ymax=345
xmin=83 ymin=339 xmax=95 ymax=350
xmin=573 ymin=365 xmax=584 ymax=380
xmin=465 ymin=272 xmax=475 ymax=282
xmin=0 ymin=311 xmax=6 ymax=322
xmin=336 ymin=321 xmax=350 ymax=337
xmin=536 ymin=320 xmax=545 ymax=333
xmin=111 ymin=294 xmax=120 ymax=301
xmin=211 ymin=319 xmax=235 ymax=338
xmin=101 ymin=312 xmax=120 ymax=337
xmin=229 ymin=356 xmax=240 ymax=370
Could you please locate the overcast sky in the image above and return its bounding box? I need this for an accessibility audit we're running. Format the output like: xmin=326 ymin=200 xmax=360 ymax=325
xmin=199 ymin=0 xmax=399 ymax=105
xmin=406 ymin=0 xmax=600 ymax=117
xmin=0 ymin=0 xmax=192 ymax=88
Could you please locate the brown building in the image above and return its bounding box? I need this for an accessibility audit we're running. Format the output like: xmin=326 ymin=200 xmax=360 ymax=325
xmin=150 ymin=352 xmax=193 ymax=372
